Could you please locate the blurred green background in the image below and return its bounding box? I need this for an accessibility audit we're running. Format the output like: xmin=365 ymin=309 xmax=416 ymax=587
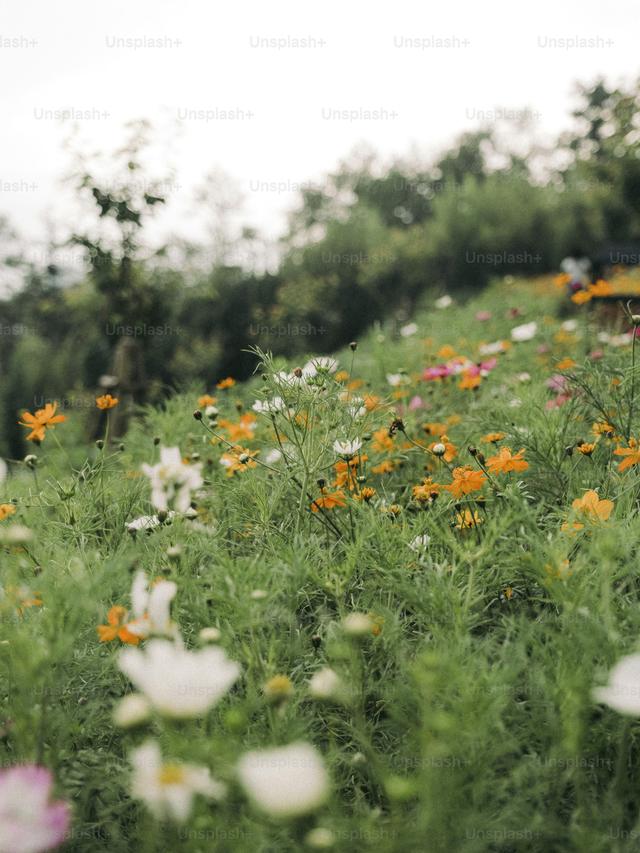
xmin=2 ymin=78 xmax=640 ymax=457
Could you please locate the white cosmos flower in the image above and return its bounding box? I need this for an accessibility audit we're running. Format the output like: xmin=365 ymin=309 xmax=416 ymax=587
xmin=119 ymin=639 xmax=240 ymax=718
xmin=141 ymin=447 xmax=203 ymax=514
xmin=273 ymin=370 xmax=304 ymax=387
xmin=592 ymin=654 xmax=640 ymax=715
xmin=478 ymin=340 xmax=507 ymax=356
xmin=127 ymin=571 xmax=178 ymax=639
xmin=309 ymin=667 xmax=345 ymax=702
xmin=0 ymin=524 xmax=32 ymax=545
xmin=237 ymin=742 xmax=329 ymax=818
xmin=252 ymin=397 xmax=286 ymax=414
xmin=435 ymin=294 xmax=452 ymax=309
xmin=561 ymin=319 xmax=578 ymax=332
xmin=127 ymin=514 xmax=160 ymax=533
xmin=303 ymin=357 xmax=338 ymax=378
xmin=131 ymin=740 xmax=226 ymax=823
xmin=264 ymin=448 xmax=283 ymax=465
xmin=510 ymin=321 xmax=537 ymax=342
xmin=409 ymin=534 xmax=431 ymax=553
xmin=333 ymin=438 xmax=362 ymax=458
xmin=126 ymin=511 xmax=177 ymax=533
xmin=348 ymin=404 xmax=367 ymax=419
xmin=400 ymin=322 xmax=418 ymax=337
xmin=386 ymin=373 xmax=409 ymax=387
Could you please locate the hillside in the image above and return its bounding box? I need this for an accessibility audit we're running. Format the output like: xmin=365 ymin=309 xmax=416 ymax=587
xmin=4 ymin=273 xmax=640 ymax=851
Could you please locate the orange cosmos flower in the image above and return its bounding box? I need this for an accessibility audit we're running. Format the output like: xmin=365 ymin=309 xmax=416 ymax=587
xmin=571 ymin=490 xmax=614 ymax=522
xmin=371 ymin=459 xmax=395 ymax=475
xmin=577 ymin=442 xmax=595 ymax=456
xmin=423 ymin=422 xmax=448 ymax=437
xmin=458 ymin=371 xmax=481 ymax=391
xmin=614 ymin=438 xmax=640 ymax=472
xmin=333 ymin=455 xmax=367 ymax=490
xmin=545 ymin=559 xmax=572 ymax=580
xmin=554 ymin=273 xmax=572 ymax=288
xmin=363 ymin=394 xmax=381 ymax=411
xmin=198 ymin=394 xmax=217 ymax=407
xmin=96 ymin=394 xmax=119 ymax=410
xmin=482 ymin=432 xmax=506 ymax=444
xmin=18 ymin=402 xmax=66 ymax=443
xmin=589 ymin=279 xmax=613 ymax=297
xmin=571 ymin=290 xmax=592 ymax=305
xmin=219 ymin=446 xmax=257 ymax=476
xmin=7 ymin=585 xmax=42 ymax=616
xmin=0 ymin=504 xmax=16 ymax=521
xmin=444 ymin=466 xmax=486 ymax=498
xmin=97 ymin=605 xmax=141 ymax=645
xmin=218 ymin=413 xmax=257 ymax=442
xmin=486 ymin=447 xmax=529 ymax=475
xmin=371 ymin=428 xmax=394 ymax=453
xmin=216 ymin=377 xmax=236 ymax=390
xmin=311 ymin=489 xmax=347 ymax=512
xmin=592 ymin=421 xmax=615 ymax=438
xmin=556 ymin=358 xmax=576 ymax=371
xmin=412 ymin=478 xmax=440 ymax=504
xmin=455 ymin=509 xmax=482 ymax=529
xmin=437 ymin=344 xmax=456 ymax=359
xmin=355 ymin=486 xmax=377 ymax=502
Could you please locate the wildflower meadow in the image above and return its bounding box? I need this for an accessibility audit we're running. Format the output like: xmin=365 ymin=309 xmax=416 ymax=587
xmin=5 ymin=268 xmax=640 ymax=851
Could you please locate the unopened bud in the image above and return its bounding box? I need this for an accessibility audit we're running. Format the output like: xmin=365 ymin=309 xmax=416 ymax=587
xmin=432 ymin=443 xmax=446 ymax=457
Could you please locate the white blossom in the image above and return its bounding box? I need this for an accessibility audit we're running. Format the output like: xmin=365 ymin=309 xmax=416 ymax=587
xmin=237 ymin=743 xmax=329 ymax=818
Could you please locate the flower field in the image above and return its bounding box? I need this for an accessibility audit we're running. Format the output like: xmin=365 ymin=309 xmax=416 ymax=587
xmin=5 ymin=272 xmax=640 ymax=851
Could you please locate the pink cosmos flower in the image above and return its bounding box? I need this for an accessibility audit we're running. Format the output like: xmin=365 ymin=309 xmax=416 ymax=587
xmin=0 ymin=765 xmax=70 ymax=853
xmin=475 ymin=311 xmax=492 ymax=322
xmin=545 ymin=393 xmax=571 ymax=410
xmin=480 ymin=357 xmax=498 ymax=373
xmin=408 ymin=395 xmax=424 ymax=411
xmin=546 ymin=374 xmax=568 ymax=393
xmin=422 ymin=365 xmax=452 ymax=381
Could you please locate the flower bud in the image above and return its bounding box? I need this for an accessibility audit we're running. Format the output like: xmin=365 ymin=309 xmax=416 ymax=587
xmin=263 ymin=674 xmax=294 ymax=704
xmin=199 ymin=627 xmax=221 ymax=643
xmin=342 ymin=612 xmax=374 ymax=637
xmin=309 ymin=667 xmax=345 ymax=702
xmin=166 ymin=544 xmax=182 ymax=562
xmin=432 ymin=443 xmax=446 ymax=457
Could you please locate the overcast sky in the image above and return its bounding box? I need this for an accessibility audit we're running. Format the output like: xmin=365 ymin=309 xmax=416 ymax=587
xmin=1 ymin=0 xmax=638 ymax=260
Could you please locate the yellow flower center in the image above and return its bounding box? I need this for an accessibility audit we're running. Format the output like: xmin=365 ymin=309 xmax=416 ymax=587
xmin=159 ymin=764 xmax=186 ymax=785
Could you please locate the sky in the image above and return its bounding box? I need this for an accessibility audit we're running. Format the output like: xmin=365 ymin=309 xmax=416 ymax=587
xmin=1 ymin=0 xmax=638 ymax=270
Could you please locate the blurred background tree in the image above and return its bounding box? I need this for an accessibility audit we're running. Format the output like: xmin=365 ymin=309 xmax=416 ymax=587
xmin=1 ymin=76 xmax=639 ymax=455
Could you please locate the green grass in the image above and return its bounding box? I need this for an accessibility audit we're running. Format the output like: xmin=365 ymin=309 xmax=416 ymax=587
xmin=4 ymin=276 xmax=640 ymax=851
